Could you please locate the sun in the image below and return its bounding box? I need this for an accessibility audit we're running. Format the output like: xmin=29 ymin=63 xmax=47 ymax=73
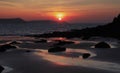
xmin=58 ymin=17 xmax=62 ymax=21
xmin=55 ymin=12 xmax=64 ymax=21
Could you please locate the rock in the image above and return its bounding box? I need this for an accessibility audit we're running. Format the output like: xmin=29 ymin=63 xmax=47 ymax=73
xmin=82 ymin=53 xmax=91 ymax=59
xmin=9 ymin=41 xmax=22 ymax=44
xmin=54 ymin=40 xmax=74 ymax=46
xmin=0 ymin=44 xmax=17 ymax=49
xmin=0 ymin=48 xmax=6 ymax=52
xmin=25 ymin=50 xmax=31 ymax=52
xmin=0 ymin=44 xmax=17 ymax=52
xmin=48 ymin=46 xmax=66 ymax=52
xmin=95 ymin=42 xmax=111 ymax=48
xmin=0 ymin=65 xmax=4 ymax=73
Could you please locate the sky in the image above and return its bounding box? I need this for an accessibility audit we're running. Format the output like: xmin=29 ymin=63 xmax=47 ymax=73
xmin=0 ymin=0 xmax=120 ymax=23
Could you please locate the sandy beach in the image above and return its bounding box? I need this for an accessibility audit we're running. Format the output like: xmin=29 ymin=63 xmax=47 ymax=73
xmin=0 ymin=36 xmax=120 ymax=73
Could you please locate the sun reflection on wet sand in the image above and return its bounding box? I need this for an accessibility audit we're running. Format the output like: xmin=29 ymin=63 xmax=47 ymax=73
xmin=34 ymin=49 xmax=120 ymax=72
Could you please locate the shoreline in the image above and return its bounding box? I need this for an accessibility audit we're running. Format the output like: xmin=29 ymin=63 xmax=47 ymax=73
xmin=0 ymin=36 xmax=120 ymax=73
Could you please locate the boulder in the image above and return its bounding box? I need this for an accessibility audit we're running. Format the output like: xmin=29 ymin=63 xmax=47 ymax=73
xmin=95 ymin=42 xmax=111 ymax=48
xmin=0 ymin=44 xmax=17 ymax=52
xmin=0 ymin=48 xmax=6 ymax=52
xmin=48 ymin=46 xmax=66 ymax=52
xmin=0 ymin=65 xmax=4 ymax=73
xmin=54 ymin=40 xmax=74 ymax=46
xmin=25 ymin=50 xmax=31 ymax=52
xmin=82 ymin=53 xmax=91 ymax=59
xmin=9 ymin=41 xmax=22 ymax=44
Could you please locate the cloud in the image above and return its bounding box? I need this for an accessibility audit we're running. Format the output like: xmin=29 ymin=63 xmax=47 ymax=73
xmin=0 ymin=2 xmax=15 ymax=7
xmin=0 ymin=0 xmax=119 ymax=12
xmin=24 ymin=0 xmax=120 ymax=10
xmin=0 ymin=0 xmax=24 ymax=8
xmin=0 ymin=0 xmax=25 ymax=3
xmin=0 ymin=0 xmax=120 ymax=7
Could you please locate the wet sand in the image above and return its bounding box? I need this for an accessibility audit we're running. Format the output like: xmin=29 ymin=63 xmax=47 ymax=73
xmin=0 ymin=49 xmax=118 ymax=73
xmin=0 ymin=36 xmax=120 ymax=73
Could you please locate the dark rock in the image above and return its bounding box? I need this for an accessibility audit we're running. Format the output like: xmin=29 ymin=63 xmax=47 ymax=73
xmin=82 ymin=53 xmax=91 ymax=59
xmin=54 ymin=40 xmax=74 ymax=46
xmin=0 ymin=44 xmax=17 ymax=52
xmin=0 ymin=48 xmax=6 ymax=52
xmin=0 ymin=44 xmax=17 ymax=49
xmin=9 ymin=41 xmax=22 ymax=44
xmin=95 ymin=42 xmax=111 ymax=48
xmin=34 ymin=39 xmax=47 ymax=43
xmin=25 ymin=50 xmax=31 ymax=52
xmin=0 ymin=65 xmax=4 ymax=73
xmin=113 ymin=14 xmax=120 ymax=23
xmin=48 ymin=46 xmax=66 ymax=52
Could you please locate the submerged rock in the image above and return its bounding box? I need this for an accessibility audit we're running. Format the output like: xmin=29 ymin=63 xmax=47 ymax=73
xmin=82 ymin=53 xmax=91 ymax=59
xmin=48 ymin=46 xmax=66 ymax=52
xmin=0 ymin=65 xmax=4 ymax=73
xmin=95 ymin=42 xmax=111 ymax=48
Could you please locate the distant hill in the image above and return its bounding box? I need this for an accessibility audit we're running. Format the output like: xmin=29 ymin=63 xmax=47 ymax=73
xmin=34 ymin=14 xmax=120 ymax=40
xmin=28 ymin=20 xmax=70 ymax=25
xmin=79 ymin=14 xmax=120 ymax=39
xmin=0 ymin=18 xmax=26 ymax=23
xmin=0 ymin=18 xmax=70 ymax=25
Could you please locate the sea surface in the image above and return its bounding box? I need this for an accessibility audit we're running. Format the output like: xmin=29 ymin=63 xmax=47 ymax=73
xmin=0 ymin=23 xmax=103 ymax=35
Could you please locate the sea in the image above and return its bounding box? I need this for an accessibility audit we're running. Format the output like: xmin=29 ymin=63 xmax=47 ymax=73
xmin=0 ymin=22 xmax=103 ymax=36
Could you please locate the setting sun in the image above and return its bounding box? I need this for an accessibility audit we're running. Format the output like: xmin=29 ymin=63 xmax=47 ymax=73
xmin=58 ymin=17 xmax=62 ymax=21
xmin=55 ymin=12 xmax=65 ymax=21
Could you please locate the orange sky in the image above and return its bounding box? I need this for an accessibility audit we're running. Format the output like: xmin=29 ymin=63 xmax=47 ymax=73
xmin=0 ymin=0 xmax=120 ymax=23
